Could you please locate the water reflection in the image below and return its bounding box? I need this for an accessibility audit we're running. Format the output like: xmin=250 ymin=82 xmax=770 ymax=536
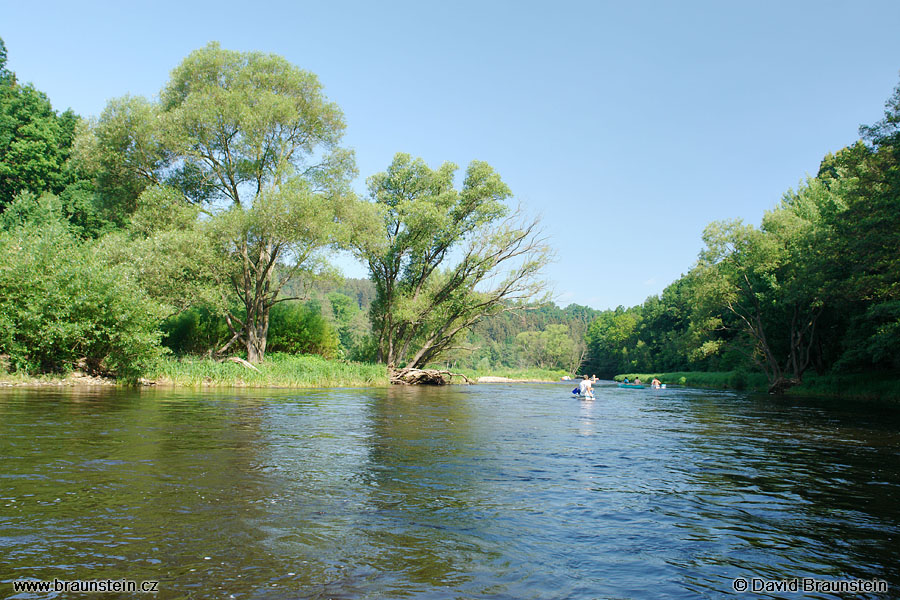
xmin=356 ymin=386 xmax=495 ymax=590
xmin=668 ymin=392 xmax=900 ymax=595
xmin=1 ymin=385 xmax=898 ymax=599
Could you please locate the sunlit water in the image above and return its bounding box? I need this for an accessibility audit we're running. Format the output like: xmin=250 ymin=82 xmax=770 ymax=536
xmin=1 ymin=383 xmax=898 ymax=599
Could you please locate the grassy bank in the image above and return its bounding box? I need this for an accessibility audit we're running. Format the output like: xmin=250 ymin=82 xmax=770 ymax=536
xmin=1 ymin=353 xmax=388 ymax=388
xmin=784 ymin=372 xmax=900 ymax=402
xmin=1 ymin=356 xmax=565 ymax=388
xmin=614 ymin=371 xmax=768 ymax=391
xmin=614 ymin=370 xmax=900 ymax=402
xmin=145 ymin=353 xmax=389 ymax=388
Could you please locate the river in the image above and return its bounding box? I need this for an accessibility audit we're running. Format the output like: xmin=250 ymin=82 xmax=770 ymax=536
xmin=1 ymin=383 xmax=898 ymax=599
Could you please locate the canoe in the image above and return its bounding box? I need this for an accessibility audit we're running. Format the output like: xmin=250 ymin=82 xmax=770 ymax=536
xmin=618 ymin=383 xmax=645 ymax=389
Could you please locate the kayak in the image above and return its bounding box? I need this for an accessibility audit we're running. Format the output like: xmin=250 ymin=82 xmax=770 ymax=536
xmin=618 ymin=383 xmax=645 ymax=389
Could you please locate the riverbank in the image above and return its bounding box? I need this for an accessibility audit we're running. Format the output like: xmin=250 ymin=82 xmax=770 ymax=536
xmin=145 ymin=354 xmax=389 ymax=387
xmin=458 ymin=367 xmax=569 ymax=383
xmin=0 ymin=354 xmax=389 ymax=389
xmin=0 ymin=371 xmax=117 ymax=387
xmin=614 ymin=371 xmax=900 ymax=403
xmin=0 ymin=356 xmax=568 ymax=389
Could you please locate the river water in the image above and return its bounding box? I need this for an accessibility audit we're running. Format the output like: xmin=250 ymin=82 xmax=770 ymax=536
xmin=1 ymin=383 xmax=898 ymax=599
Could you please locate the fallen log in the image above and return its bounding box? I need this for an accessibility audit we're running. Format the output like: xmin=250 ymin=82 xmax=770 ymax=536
xmin=389 ymin=367 xmax=471 ymax=385
xmin=223 ymin=356 xmax=261 ymax=372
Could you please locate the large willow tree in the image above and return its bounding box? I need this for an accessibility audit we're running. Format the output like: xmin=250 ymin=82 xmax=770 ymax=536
xmin=82 ymin=43 xmax=356 ymax=362
xmin=350 ymin=153 xmax=551 ymax=370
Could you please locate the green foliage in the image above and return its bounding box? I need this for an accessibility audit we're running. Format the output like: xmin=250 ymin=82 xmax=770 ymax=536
xmin=671 ymin=174 xmax=851 ymax=393
xmin=161 ymin=299 xmax=343 ymax=361
xmin=352 ymin=152 xmax=550 ymax=369
xmin=69 ymin=43 xmax=362 ymax=363
xmin=784 ymin=371 xmax=900 ymax=402
xmin=326 ymin=292 xmax=371 ymax=358
xmin=160 ymin=307 xmax=231 ymax=356
xmin=141 ymin=44 xmax=357 ymax=362
xmin=814 ymin=96 xmax=900 ymax=371
xmin=611 ymin=370 xmax=900 ymax=402
xmin=515 ymin=324 xmax=575 ymax=370
xmin=0 ymin=37 xmax=88 ymax=209
xmin=424 ymin=301 xmax=597 ymax=373
xmin=68 ymin=95 xmax=166 ymax=224
xmin=578 ymin=75 xmax=900 ymax=392
xmin=584 ymin=306 xmax=641 ymax=376
xmin=0 ymin=38 xmax=106 ymax=237
xmin=836 ymin=301 xmax=900 ymax=370
xmin=268 ymin=301 xmax=340 ymax=359
xmin=0 ymin=80 xmax=67 ymax=205
xmin=57 ymin=180 xmax=113 ymax=237
xmin=0 ymin=38 xmax=9 ymax=85
xmin=614 ymin=371 xmax=769 ymax=391
xmin=2 ymin=34 xmax=898 ymax=393
xmin=0 ymin=198 xmax=166 ymax=377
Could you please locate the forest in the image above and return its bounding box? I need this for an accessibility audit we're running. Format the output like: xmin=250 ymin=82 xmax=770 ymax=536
xmin=1 ymin=36 xmax=898 ymax=394
xmin=581 ymin=97 xmax=900 ymax=393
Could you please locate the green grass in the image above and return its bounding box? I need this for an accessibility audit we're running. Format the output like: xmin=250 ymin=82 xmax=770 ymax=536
xmin=143 ymin=353 xmax=388 ymax=388
xmin=614 ymin=370 xmax=900 ymax=402
xmin=615 ymin=371 xmax=768 ymax=391
xmin=786 ymin=372 xmax=900 ymax=403
xmin=1 ymin=354 xmax=562 ymax=388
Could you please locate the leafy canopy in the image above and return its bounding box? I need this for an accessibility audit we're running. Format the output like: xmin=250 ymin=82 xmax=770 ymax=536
xmin=353 ymin=153 xmax=550 ymax=369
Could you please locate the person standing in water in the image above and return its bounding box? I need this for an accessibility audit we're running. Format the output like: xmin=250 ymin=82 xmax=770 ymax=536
xmin=579 ymin=376 xmax=594 ymax=399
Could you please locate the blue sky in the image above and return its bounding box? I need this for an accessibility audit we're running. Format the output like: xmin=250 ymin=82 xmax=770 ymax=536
xmin=3 ymin=0 xmax=900 ymax=310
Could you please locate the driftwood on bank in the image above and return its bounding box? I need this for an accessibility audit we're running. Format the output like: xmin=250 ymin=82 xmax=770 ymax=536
xmin=222 ymin=356 xmax=261 ymax=372
xmin=390 ymin=367 xmax=471 ymax=385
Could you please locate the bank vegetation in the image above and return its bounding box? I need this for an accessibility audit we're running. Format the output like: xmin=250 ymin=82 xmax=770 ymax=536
xmin=587 ymin=76 xmax=900 ymax=399
xmin=1 ymin=36 xmax=897 ymax=398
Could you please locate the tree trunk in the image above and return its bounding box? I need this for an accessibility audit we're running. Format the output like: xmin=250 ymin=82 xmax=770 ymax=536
xmin=246 ymin=304 xmax=269 ymax=363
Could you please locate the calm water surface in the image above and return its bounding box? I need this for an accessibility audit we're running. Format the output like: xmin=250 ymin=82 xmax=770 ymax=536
xmin=1 ymin=383 xmax=898 ymax=599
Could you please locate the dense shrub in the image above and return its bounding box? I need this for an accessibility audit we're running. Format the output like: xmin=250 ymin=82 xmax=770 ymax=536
xmin=161 ymin=300 xmax=341 ymax=359
xmin=0 ymin=197 xmax=166 ymax=376
xmin=267 ymin=300 xmax=339 ymax=358
xmin=160 ymin=306 xmax=230 ymax=355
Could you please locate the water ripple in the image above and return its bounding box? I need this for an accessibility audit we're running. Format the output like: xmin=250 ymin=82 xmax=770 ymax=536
xmin=0 ymin=385 xmax=898 ymax=598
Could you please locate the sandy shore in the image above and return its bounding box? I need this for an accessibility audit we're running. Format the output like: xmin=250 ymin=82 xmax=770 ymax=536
xmin=476 ymin=376 xmax=558 ymax=383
